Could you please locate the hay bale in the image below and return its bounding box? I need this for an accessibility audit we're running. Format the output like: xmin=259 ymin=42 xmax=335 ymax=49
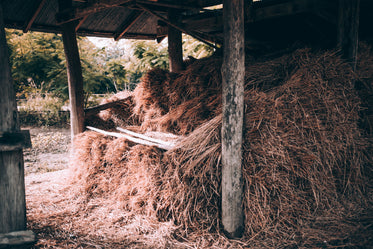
xmin=70 ymin=47 xmax=372 ymax=247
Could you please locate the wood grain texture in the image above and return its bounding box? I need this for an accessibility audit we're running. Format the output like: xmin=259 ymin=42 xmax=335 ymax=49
xmin=0 ymin=3 xmax=26 ymax=234
xmin=337 ymin=0 xmax=360 ymax=70
xmin=221 ymin=0 xmax=245 ymax=239
xmin=59 ymin=7 xmax=85 ymax=139
xmin=168 ymin=9 xmax=183 ymax=73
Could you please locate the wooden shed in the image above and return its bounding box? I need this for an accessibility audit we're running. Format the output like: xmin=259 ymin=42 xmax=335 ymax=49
xmin=0 ymin=0 xmax=371 ymax=246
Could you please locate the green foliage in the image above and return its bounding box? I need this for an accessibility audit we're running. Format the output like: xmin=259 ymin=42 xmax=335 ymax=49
xmin=18 ymin=93 xmax=69 ymax=127
xmin=182 ymin=34 xmax=214 ymax=59
xmin=6 ymin=29 xmax=213 ymax=109
xmin=133 ymin=40 xmax=169 ymax=70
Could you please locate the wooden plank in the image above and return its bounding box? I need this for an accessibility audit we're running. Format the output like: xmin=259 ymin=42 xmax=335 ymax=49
xmin=168 ymin=9 xmax=183 ymax=73
xmin=114 ymin=10 xmax=144 ymax=41
xmin=86 ymin=126 xmax=174 ymax=150
xmin=0 ymin=3 xmax=27 ymax=234
xmin=116 ymin=127 xmax=177 ymax=147
xmin=23 ymin=0 xmax=47 ymax=33
xmin=221 ymin=0 xmax=245 ymax=239
xmin=59 ymin=0 xmax=85 ymax=139
xmin=337 ymin=0 xmax=360 ymax=70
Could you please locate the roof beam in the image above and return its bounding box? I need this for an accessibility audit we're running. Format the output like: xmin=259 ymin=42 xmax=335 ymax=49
xmin=114 ymin=10 xmax=144 ymax=41
xmin=136 ymin=1 xmax=201 ymax=10
xmin=23 ymin=0 xmax=47 ymax=33
xmin=56 ymin=0 xmax=134 ymax=25
xmin=75 ymin=15 xmax=89 ymax=32
xmin=137 ymin=3 xmax=219 ymax=49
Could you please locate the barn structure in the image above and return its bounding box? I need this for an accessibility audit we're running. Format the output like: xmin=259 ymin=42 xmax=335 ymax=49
xmin=0 ymin=0 xmax=371 ymax=247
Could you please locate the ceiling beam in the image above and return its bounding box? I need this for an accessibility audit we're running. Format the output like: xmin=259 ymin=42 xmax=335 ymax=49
xmin=56 ymin=0 xmax=134 ymax=25
xmin=114 ymin=10 xmax=144 ymax=41
xmin=75 ymin=15 xmax=89 ymax=32
xmin=137 ymin=3 xmax=219 ymax=49
xmin=136 ymin=1 xmax=201 ymax=10
xmin=23 ymin=0 xmax=47 ymax=32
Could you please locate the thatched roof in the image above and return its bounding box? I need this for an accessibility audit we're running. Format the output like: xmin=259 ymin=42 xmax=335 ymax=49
xmin=2 ymin=0 xmax=373 ymax=44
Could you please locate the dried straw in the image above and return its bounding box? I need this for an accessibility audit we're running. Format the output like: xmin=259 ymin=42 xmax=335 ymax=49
xmin=66 ymin=47 xmax=373 ymax=248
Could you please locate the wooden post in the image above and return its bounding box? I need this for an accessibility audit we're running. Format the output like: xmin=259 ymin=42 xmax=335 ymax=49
xmin=59 ymin=0 xmax=85 ymax=139
xmin=221 ymin=0 xmax=245 ymax=238
xmin=0 ymin=3 xmax=27 ymax=234
xmin=168 ymin=9 xmax=183 ymax=73
xmin=337 ymin=0 xmax=360 ymax=70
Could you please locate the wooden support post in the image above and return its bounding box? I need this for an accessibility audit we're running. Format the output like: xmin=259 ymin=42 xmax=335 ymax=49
xmin=0 ymin=3 xmax=27 ymax=234
xmin=337 ymin=0 xmax=360 ymax=70
xmin=59 ymin=0 xmax=85 ymax=139
xmin=221 ymin=0 xmax=245 ymax=238
xmin=167 ymin=9 xmax=183 ymax=73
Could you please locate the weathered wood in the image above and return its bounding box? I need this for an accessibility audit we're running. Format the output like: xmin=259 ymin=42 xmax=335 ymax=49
xmin=0 ymin=3 xmax=27 ymax=235
xmin=0 ymin=230 xmax=36 ymax=248
xmin=114 ymin=10 xmax=144 ymax=41
xmin=221 ymin=0 xmax=245 ymax=239
xmin=23 ymin=0 xmax=47 ymax=33
xmin=75 ymin=15 xmax=88 ymax=32
xmin=56 ymin=0 xmax=133 ymax=25
xmin=0 ymin=130 xmax=32 ymax=151
xmin=59 ymin=0 xmax=85 ymax=139
xmin=168 ymin=9 xmax=183 ymax=73
xmin=137 ymin=4 xmax=218 ymax=49
xmin=337 ymin=0 xmax=360 ymax=70
xmin=84 ymin=98 xmax=131 ymax=117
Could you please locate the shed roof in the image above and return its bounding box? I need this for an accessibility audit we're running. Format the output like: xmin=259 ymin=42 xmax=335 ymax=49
xmin=2 ymin=0 xmax=373 ymax=44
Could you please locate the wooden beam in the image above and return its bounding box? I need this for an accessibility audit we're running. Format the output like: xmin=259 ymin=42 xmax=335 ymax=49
xmin=137 ymin=3 xmax=219 ymax=49
xmin=85 ymin=98 xmax=131 ymax=117
xmin=168 ymin=9 xmax=183 ymax=73
xmin=114 ymin=10 xmax=144 ymax=41
xmin=136 ymin=0 xmax=201 ymax=10
xmin=221 ymin=0 xmax=245 ymax=239
xmin=59 ymin=0 xmax=85 ymax=138
xmin=23 ymin=0 xmax=47 ymax=33
xmin=56 ymin=0 xmax=134 ymax=25
xmin=75 ymin=15 xmax=89 ymax=32
xmin=0 ymin=3 xmax=27 ymax=234
xmin=337 ymin=0 xmax=360 ymax=70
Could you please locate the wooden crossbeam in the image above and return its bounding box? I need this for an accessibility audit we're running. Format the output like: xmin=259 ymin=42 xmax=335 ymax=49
xmin=75 ymin=15 xmax=89 ymax=32
xmin=56 ymin=0 xmax=134 ymax=25
xmin=23 ymin=0 xmax=47 ymax=33
xmin=114 ymin=10 xmax=144 ymax=41
xmin=136 ymin=0 xmax=201 ymax=10
xmin=137 ymin=3 xmax=219 ymax=49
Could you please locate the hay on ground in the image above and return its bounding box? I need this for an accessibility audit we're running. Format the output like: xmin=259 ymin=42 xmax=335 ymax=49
xmin=68 ymin=47 xmax=372 ymax=248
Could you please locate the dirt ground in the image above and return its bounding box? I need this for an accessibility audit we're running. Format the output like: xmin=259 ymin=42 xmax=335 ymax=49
xmin=23 ymin=127 xmax=71 ymax=175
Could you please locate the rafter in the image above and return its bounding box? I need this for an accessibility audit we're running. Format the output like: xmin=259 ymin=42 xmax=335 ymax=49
xmin=114 ymin=10 xmax=144 ymax=41
xmin=56 ymin=0 xmax=134 ymax=25
xmin=23 ymin=0 xmax=47 ymax=32
xmin=137 ymin=3 xmax=219 ymax=49
xmin=75 ymin=15 xmax=89 ymax=32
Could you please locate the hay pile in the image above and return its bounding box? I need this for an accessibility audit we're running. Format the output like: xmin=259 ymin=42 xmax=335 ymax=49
xmin=73 ymin=47 xmax=372 ymax=247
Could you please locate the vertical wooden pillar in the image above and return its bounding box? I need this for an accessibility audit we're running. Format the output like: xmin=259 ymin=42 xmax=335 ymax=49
xmin=221 ymin=0 xmax=245 ymax=238
xmin=59 ymin=0 xmax=85 ymax=139
xmin=337 ymin=0 xmax=360 ymax=70
xmin=168 ymin=9 xmax=183 ymax=73
xmin=0 ymin=3 xmax=27 ymax=234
